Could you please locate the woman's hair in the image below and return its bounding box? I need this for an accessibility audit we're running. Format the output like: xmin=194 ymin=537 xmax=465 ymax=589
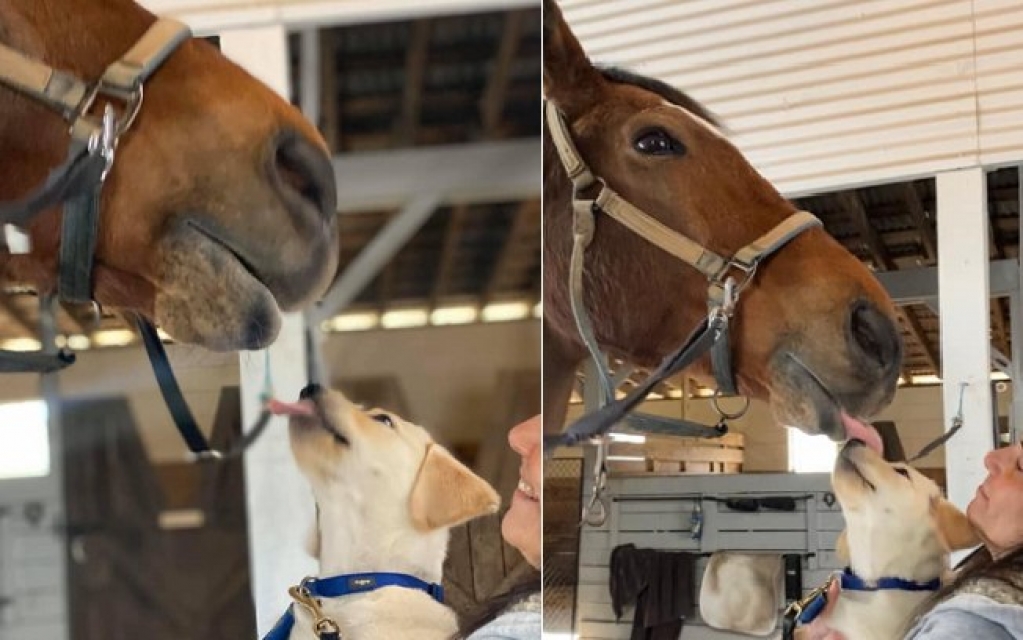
xmin=906 ymin=545 xmax=1023 ymax=630
xmin=456 ymin=573 xmax=541 ymax=639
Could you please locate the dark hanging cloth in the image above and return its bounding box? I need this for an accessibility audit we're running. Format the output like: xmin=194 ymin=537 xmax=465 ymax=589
xmin=609 ymin=543 xmax=697 ymax=640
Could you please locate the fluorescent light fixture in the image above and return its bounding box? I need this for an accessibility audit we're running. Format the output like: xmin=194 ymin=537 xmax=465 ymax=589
xmin=910 ymin=374 xmax=942 ymax=385
xmin=532 ymin=301 xmax=542 ymax=318
xmin=609 ymin=433 xmax=646 ymax=444
xmin=67 ymin=335 xmax=91 ymax=350
xmin=157 ymin=328 xmax=173 ymax=342
xmin=607 ymin=455 xmax=645 ymax=462
xmin=1 ymin=337 xmax=41 ymax=352
xmin=381 ymin=308 xmax=429 ymax=329
xmin=667 ymin=388 xmax=684 ymax=399
xmin=92 ymin=329 xmax=136 ymax=347
xmin=430 ymin=305 xmax=477 ymax=326
xmin=324 ymin=311 xmax=379 ymax=332
xmin=481 ymin=301 xmax=531 ymax=322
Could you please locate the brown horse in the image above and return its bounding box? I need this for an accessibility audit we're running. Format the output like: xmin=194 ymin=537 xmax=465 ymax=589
xmin=0 ymin=0 xmax=338 ymax=351
xmin=543 ymin=0 xmax=902 ymax=445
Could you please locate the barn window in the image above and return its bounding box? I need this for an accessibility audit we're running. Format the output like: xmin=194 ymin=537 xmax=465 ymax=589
xmin=787 ymin=428 xmax=837 ymax=473
xmin=0 ymin=400 xmax=50 ymax=479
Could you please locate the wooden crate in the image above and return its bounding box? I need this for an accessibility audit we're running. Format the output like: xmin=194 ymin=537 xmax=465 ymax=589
xmin=607 ymin=432 xmax=744 ymax=475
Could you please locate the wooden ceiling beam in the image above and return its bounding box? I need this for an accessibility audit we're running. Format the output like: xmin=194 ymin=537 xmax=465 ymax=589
xmin=482 ymin=199 xmax=539 ymax=305
xmin=0 ymin=294 xmax=36 ymax=337
xmin=430 ymin=205 xmax=469 ymax=309
xmin=480 ymin=10 xmax=526 ymax=137
xmin=394 ymin=19 xmax=433 ymax=145
xmin=840 ymin=190 xmax=895 ymax=271
xmin=902 ymin=183 xmax=937 ymax=263
xmin=901 ymin=305 xmax=939 ymax=376
xmin=320 ymin=29 xmax=340 ymax=153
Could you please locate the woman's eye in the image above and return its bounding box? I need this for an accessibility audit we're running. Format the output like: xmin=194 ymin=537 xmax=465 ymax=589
xmin=371 ymin=413 xmax=394 ymax=428
xmin=633 ymin=129 xmax=685 ymax=156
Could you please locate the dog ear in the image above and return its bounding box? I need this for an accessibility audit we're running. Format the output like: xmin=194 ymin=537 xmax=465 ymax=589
xmin=836 ymin=529 xmax=850 ymax=564
xmin=931 ymin=496 xmax=980 ymax=552
xmin=410 ymin=445 xmax=500 ymax=531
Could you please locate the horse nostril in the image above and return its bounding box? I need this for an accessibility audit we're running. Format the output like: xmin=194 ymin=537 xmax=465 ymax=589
xmin=271 ymin=130 xmax=338 ymax=222
xmin=849 ymin=301 xmax=902 ymax=371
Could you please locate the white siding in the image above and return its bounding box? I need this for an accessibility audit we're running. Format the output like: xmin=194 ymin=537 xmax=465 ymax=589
xmin=561 ymin=0 xmax=1023 ymax=194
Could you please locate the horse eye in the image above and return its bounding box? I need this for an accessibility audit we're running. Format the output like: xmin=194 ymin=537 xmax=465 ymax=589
xmin=633 ymin=129 xmax=685 ymax=156
xmin=371 ymin=413 xmax=394 ymax=428
xmin=894 ymin=467 xmax=910 ymax=479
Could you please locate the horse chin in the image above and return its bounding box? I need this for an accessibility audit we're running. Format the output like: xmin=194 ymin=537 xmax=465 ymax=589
xmin=152 ymin=230 xmax=284 ymax=351
xmin=767 ymin=353 xmax=885 ymax=447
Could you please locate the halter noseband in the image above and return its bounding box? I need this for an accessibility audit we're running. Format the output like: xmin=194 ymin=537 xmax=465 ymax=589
xmin=544 ymin=100 xmax=821 ymax=451
xmin=0 ymin=20 xmax=263 ymax=462
xmin=0 ymin=18 xmax=191 ymax=373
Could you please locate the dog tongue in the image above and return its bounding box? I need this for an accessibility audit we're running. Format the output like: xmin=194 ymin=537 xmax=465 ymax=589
xmin=267 ymin=399 xmax=316 ymax=417
xmin=841 ymin=412 xmax=884 ymax=454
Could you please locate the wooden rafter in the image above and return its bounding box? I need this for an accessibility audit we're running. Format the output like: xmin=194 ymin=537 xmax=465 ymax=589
xmin=840 ymin=191 xmax=895 ymax=271
xmin=482 ymin=200 xmax=539 ymax=305
xmin=840 ymin=191 xmax=931 ymax=378
xmin=430 ymin=205 xmax=468 ymax=309
xmin=480 ymin=10 xmax=526 ymax=137
xmin=0 ymin=293 xmax=36 ymax=337
xmin=394 ymin=19 xmax=433 ymax=145
xmin=901 ymin=305 xmax=939 ymax=375
xmin=319 ymin=29 xmax=340 ymax=153
xmin=902 ymin=183 xmax=937 ymax=263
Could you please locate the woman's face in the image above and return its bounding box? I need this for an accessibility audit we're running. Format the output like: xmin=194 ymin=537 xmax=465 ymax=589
xmin=502 ymin=414 xmax=541 ymax=568
xmin=968 ymin=443 xmax=1023 ymax=556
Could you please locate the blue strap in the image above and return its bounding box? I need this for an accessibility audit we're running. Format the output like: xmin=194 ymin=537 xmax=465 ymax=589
xmin=261 ymin=573 xmax=445 ymax=640
xmin=306 ymin=572 xmax=444 ymax=602
xmin=795 ymin=591 xmax=829 ymax=625
xmin=839 ymin=568 xmax=941 ymax=592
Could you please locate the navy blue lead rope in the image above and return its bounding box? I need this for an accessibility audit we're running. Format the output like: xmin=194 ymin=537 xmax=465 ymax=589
xmin=263 ymin=572 xmax=445 ymax=640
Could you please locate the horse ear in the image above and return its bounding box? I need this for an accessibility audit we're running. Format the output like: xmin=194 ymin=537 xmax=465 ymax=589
xmin=543 ymin=0 xmax=601 ymax=116
xmin=931 ymin=496 xmax=980 ymax=552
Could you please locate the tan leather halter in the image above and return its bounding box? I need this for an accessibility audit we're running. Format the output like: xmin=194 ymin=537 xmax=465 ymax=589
xmin=544 ymin=100 xmax=822 ymax=451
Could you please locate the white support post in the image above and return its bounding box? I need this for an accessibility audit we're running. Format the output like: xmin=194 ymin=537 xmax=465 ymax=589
xmin=219 ymin=26 xmax=317 ymax=636
xmin=937 ymin=168 xmax=994 ymax=518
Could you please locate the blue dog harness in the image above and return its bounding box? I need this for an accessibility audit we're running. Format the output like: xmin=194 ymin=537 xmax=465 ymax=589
xmin=781 ymin=568 xmax=941 ymax=639
xmin=263 ymin=572 xmax=445 ymax=640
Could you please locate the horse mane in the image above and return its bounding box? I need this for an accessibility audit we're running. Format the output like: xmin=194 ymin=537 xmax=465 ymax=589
xmin=598 ymin=66 xmax=721 ymax=128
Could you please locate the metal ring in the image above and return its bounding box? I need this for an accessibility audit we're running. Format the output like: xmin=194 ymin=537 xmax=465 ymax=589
xmin=583 ymin=493 xmax=608 ymax=527
xmin=712 ymin=392 xmax=750 ymax=421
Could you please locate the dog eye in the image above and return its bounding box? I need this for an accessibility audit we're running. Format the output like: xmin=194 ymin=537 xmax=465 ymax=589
xmin=633 ymin=128 xmax=686 ymax=156
xmin=894 ymin=467 xmax=910 ymax=479
xmin=371 ymin=413 xmax=394 ymax=428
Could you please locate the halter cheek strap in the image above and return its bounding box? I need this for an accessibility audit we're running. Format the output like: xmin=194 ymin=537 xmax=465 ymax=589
xmin=544 ymin=101 xmax=821 ymax=449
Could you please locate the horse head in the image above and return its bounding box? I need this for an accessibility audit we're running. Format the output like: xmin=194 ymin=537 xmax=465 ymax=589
xmin=543 ymin=0 xmax=902 ymax=443
xmin=0 ymin=0 xmax=339 ymax=351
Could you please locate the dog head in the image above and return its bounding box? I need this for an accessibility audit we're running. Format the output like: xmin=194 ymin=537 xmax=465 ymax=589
xmin=270 ymin=385 xmax=500 ymax=560
xmin=832 ymin=440 xmax=979 ymax=581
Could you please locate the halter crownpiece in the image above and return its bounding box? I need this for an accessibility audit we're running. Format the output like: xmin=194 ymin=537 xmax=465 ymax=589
xmin=544 ymin=100 xmax=822 ymax=450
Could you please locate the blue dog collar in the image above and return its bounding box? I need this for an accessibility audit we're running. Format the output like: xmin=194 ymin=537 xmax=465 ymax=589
xmin=263 ymin=572 xmax=445 ymax=640
xmin=839 ymin=567 xmax=941 ymax=593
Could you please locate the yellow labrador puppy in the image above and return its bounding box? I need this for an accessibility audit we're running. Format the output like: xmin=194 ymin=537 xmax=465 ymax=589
xmin=265 ymin=384 xmax=500 ymax=640
xmin=821 ymin=439 xmax=979 ymax=639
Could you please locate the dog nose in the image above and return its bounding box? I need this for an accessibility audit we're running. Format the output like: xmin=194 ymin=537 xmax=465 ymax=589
xmin=299 ymin=383 xmax=322 ymax=400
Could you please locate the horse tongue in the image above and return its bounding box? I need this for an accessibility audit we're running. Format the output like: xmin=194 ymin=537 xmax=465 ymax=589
xmin=267 ymin=399 xmax=316 ymax=417
xmin=841 ymin=412 xmax=884 ymax=455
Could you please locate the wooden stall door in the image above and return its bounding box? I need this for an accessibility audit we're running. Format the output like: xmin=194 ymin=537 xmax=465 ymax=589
xmin=61 ymin=390 xmax=255 ymax=640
